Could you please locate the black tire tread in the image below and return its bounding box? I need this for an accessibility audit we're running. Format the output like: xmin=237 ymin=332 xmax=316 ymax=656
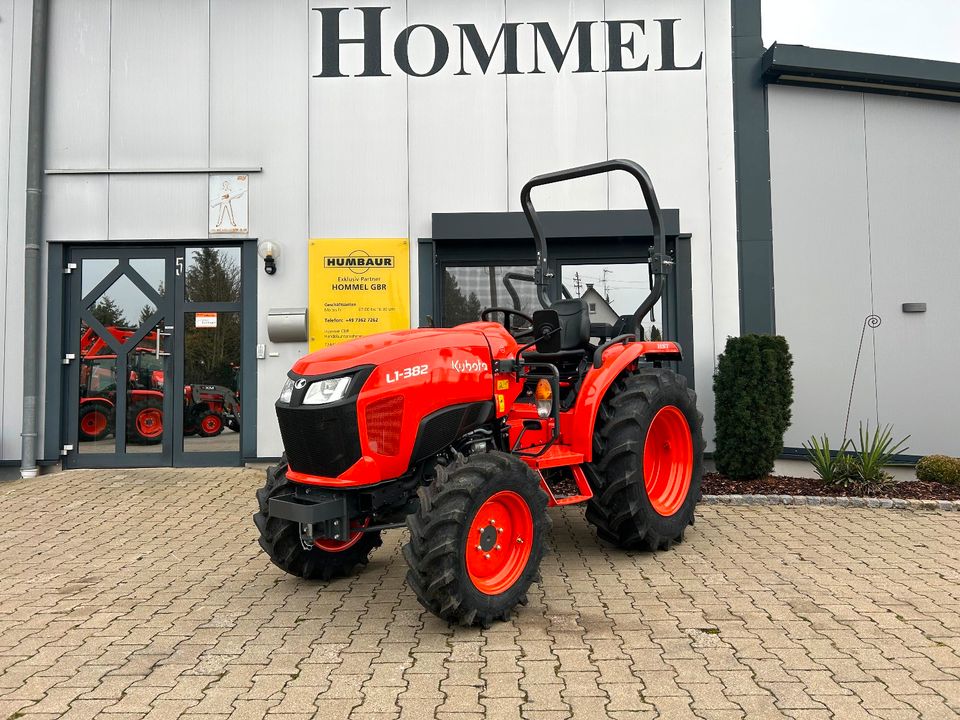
xmin=585 ymin=369 xmax=704 ymax=551
xmin=252 ymin=460 xmax=382 ymax=581
xmin=403 ymin=451 xmax=550 ymax=627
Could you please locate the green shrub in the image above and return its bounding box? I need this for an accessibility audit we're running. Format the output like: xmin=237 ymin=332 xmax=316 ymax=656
xmin=916 ymin=455 xmax=960 ymax=485
xmin=757 ymin=335 xmax=794 ymax=454
xmin=803 ymin=423 xmax=910 ymax=494
xmin=713 ymin=334 xmax=794 ymax=479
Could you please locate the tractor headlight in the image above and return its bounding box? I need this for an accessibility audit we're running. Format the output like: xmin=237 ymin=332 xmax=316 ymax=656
xmin=303 ymin=376 xmax=352 ymax=405
xmin=278 ymin=378 xmax=294 ymax=404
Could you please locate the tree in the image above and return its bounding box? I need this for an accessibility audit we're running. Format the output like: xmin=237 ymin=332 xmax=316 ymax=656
xmin=649 ymin=325 xmax=662 ymax=341
xmin=183 ymin=250 xmax=242 ymax=390
xmin=443 ymin=271 xmax=483 ymax=326
xmin=91 ymin=295 xmax=129 ymax=328
xmin=186 ymin=248 xmax=239 ymax=302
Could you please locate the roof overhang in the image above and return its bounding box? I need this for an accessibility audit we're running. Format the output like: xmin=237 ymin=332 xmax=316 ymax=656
xmin=762 ymin=43 xmax=960 ymax=103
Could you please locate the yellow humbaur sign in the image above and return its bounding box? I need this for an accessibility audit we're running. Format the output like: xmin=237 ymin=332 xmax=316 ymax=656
xmin=323 ymin=252 xmax=395 ymax=275
xmin=309 ymin=239 xmax=410 ymax=349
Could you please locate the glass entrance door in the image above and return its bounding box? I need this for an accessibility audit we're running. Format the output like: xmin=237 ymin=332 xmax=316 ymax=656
xmin=65 ymin=248 xmax=177 ymax=467
xmin=63 ymin=244 xmax=244 ymax=468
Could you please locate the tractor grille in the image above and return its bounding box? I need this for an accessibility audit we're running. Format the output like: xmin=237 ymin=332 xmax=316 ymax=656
xmin=276 ymin=402 xmax=361 ymax=477
xmin=365 ymin=396 xmax=404 ymax=456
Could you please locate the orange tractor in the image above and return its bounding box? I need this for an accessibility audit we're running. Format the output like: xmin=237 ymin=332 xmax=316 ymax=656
xmin=255 ymin=160 xmax=704 ymax=626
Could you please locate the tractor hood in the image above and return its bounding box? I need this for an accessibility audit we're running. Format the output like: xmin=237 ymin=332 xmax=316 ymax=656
xmin=289 ymin=322 xmax=516 ymax=378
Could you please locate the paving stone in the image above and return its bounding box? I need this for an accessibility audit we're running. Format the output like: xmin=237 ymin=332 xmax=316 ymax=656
xmin=1 ymin=468 xmax=959 ymax=719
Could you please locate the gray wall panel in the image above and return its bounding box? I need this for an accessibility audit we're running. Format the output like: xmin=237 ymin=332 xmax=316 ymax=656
xmin=505 ymin=0 xmax=607 ymax=212
xmin=108 ymin=175 xmax=207 ymax=240
xmin=210 ymin=0 xmax=309 ymax=458
xmin=769 ymin=86 xmax=877 ymax=449
xmin=44 ymin=175 xmax=109 ymax=240
xmin=863 ymin=94 xmax=960 ymax=455
xmin=46 ymin=0 xmax=110 ymax=169
xmin=308 ymin=3 xmax=409 ymax=238
xmin=109 ymin=0 xmax=208 ymax=168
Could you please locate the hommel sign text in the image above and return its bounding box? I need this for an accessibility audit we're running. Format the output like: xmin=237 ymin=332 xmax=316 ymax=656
xmin=313 ymin=6 xmax=704 ymax=78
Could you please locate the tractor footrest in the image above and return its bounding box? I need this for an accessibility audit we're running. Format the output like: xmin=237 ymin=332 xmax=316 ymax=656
xmin=269 ymin=490 xmax=347 ymax=525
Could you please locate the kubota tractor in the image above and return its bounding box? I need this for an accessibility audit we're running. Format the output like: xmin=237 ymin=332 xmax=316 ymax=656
xmin=254 ymin=160 xmax=704 ymax=626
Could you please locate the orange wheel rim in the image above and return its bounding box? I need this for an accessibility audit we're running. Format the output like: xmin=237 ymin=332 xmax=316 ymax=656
xmin=201 ymin=415 xmax=222 ymax=434
xmin=136 ymin=409 xmax=163 ymax=438
xmin=314 ymin=518 xmax=369 ymax=552
xmin=643 ymin=405 xmax=693 ymax=516
xmin=466 ymin=491 xmax=533 ymax=595
xmin=81 ymin=410 xmax=108 ymax=436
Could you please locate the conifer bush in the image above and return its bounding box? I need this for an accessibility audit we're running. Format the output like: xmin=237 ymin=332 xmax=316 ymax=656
xmin=713 ymin=334 xmax=794 ymax=479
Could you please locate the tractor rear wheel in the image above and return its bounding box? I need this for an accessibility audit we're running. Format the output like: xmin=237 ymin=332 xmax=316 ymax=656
xmin=79 ymin=403 xmax=113 ymax=442
xmin=585 ymin=369 xmax=704 ymax=550
xmin=253 ymin=459 xmax=382 ymax=580
xmin=403 ymin=451 xmax=550 ymax=627
xmin=127 ymin=396 xmax=164 ymax=445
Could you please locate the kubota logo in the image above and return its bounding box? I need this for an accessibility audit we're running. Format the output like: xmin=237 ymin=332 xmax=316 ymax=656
xmin=295 ymin=378 xmax=308 ymax=389
xmin=324 ymin=250 xmax=395 ymax=275
xmin=451 ymin=359 xmax=489 ymax=374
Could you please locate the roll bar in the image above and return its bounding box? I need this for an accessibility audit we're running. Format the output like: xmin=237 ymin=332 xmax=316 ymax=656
xmin=519 ymin=159 xmax=671 ymax=332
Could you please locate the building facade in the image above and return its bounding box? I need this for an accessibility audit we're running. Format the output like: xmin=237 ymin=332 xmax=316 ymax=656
xmin=0 ymin=0 xmax=956 ymax=472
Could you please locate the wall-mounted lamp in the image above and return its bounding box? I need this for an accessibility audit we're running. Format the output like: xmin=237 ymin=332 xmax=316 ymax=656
xmin=257 ymin=240 xmax=281 ymax=275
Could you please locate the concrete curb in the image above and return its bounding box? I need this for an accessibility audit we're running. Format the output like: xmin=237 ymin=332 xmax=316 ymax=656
xmin=702 ymin=494 xmax=960 ymax=512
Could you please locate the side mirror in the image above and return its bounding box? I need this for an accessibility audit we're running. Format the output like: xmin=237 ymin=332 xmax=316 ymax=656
xmin=532 ymin=310 xmax=562 ymax=354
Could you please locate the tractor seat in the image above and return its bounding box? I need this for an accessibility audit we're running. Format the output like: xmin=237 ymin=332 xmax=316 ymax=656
xmin=524 ymin=298 xmax=592 ymax=363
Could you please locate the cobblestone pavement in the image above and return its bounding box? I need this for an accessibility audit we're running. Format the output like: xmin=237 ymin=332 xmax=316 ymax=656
xmin=1 ymin=468 xmax=959 ymax=720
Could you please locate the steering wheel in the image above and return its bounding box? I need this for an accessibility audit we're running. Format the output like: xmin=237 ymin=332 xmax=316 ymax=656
xmin=481 ymin=307 xmax=535 ymax=336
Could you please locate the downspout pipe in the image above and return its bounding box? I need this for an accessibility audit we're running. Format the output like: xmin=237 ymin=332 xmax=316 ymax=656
xmin=21 ymin=0 xmax=50 ymax=479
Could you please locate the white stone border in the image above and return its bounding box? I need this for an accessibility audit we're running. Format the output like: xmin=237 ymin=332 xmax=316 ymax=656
xmin=702 ymin=494 xmax=960 ymax=512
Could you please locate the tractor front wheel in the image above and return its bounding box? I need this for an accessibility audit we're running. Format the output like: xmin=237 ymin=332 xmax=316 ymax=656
xmin=197 ymin=411 xmax=224 ymax=437
xmin=127 ymin=397 xmax=164 ymax=445
xmin=253 ymin=459 xmax=382 ymax=580
xmin=585 ymin=369 xmax=704 ymax=550
xmin=403 ymin=451 xmax=550 ymax=626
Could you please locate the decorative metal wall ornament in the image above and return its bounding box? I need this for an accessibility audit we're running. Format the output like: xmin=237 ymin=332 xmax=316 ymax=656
xmin=843 ymin=314 xmax=881 ymax=441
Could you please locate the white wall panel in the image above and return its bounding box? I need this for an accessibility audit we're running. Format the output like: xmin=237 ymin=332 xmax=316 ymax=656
xmin=0 ymin=0 xmax=16 ymax=460
xmin=309 ymin=3 xmax=409 ymax=238
xmin=210 ymin=0 xmax=310 ymax=458
xmin=406 ymin=0 xmax=509 ymax=320
xmin=864 ymin=94 xmax=960 ymax=455
xmin=605 ymin=0 xmax=716 ymax=440
xmin=505 ymin=0 xmax=607 ymax=212
xmin=108 ymin=175 xmax=207 ymax=240
xmin=701 ymin=0 xmax=740 ymax=360
xmin=109 ymin=0 xmax=208 ymax=168
xmin=1 ymin=0 xmax=33 ymax=460
xmin=46 ymin=0 xmax=110 ymax=169
xmin=769 ymin=86 xmax=876 ymax=450
xmin=44 ymin=176 xmax=109 ymax=240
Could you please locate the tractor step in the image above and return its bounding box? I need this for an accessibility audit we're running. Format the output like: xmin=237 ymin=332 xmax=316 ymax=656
xmin=538 ymin=465 xmax=593 ymax=507
xmin=530 ymin=445 xmax=585 ymax=469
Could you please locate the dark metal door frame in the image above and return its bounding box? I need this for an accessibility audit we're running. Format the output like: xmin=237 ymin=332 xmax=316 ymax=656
xmin=63 ymin=246 xmax=177 ymax=469
xmin=53 ymin=241 xmax=255 ymax=469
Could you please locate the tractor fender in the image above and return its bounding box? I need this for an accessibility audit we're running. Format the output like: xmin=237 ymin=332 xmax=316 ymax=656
xmin=567 ymin=341 xmax=682 ymax=462
xmin=80 ymin=396 xmax=114 ymax=408
xmin=130 ymin=389 xmax=164 ymax=400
